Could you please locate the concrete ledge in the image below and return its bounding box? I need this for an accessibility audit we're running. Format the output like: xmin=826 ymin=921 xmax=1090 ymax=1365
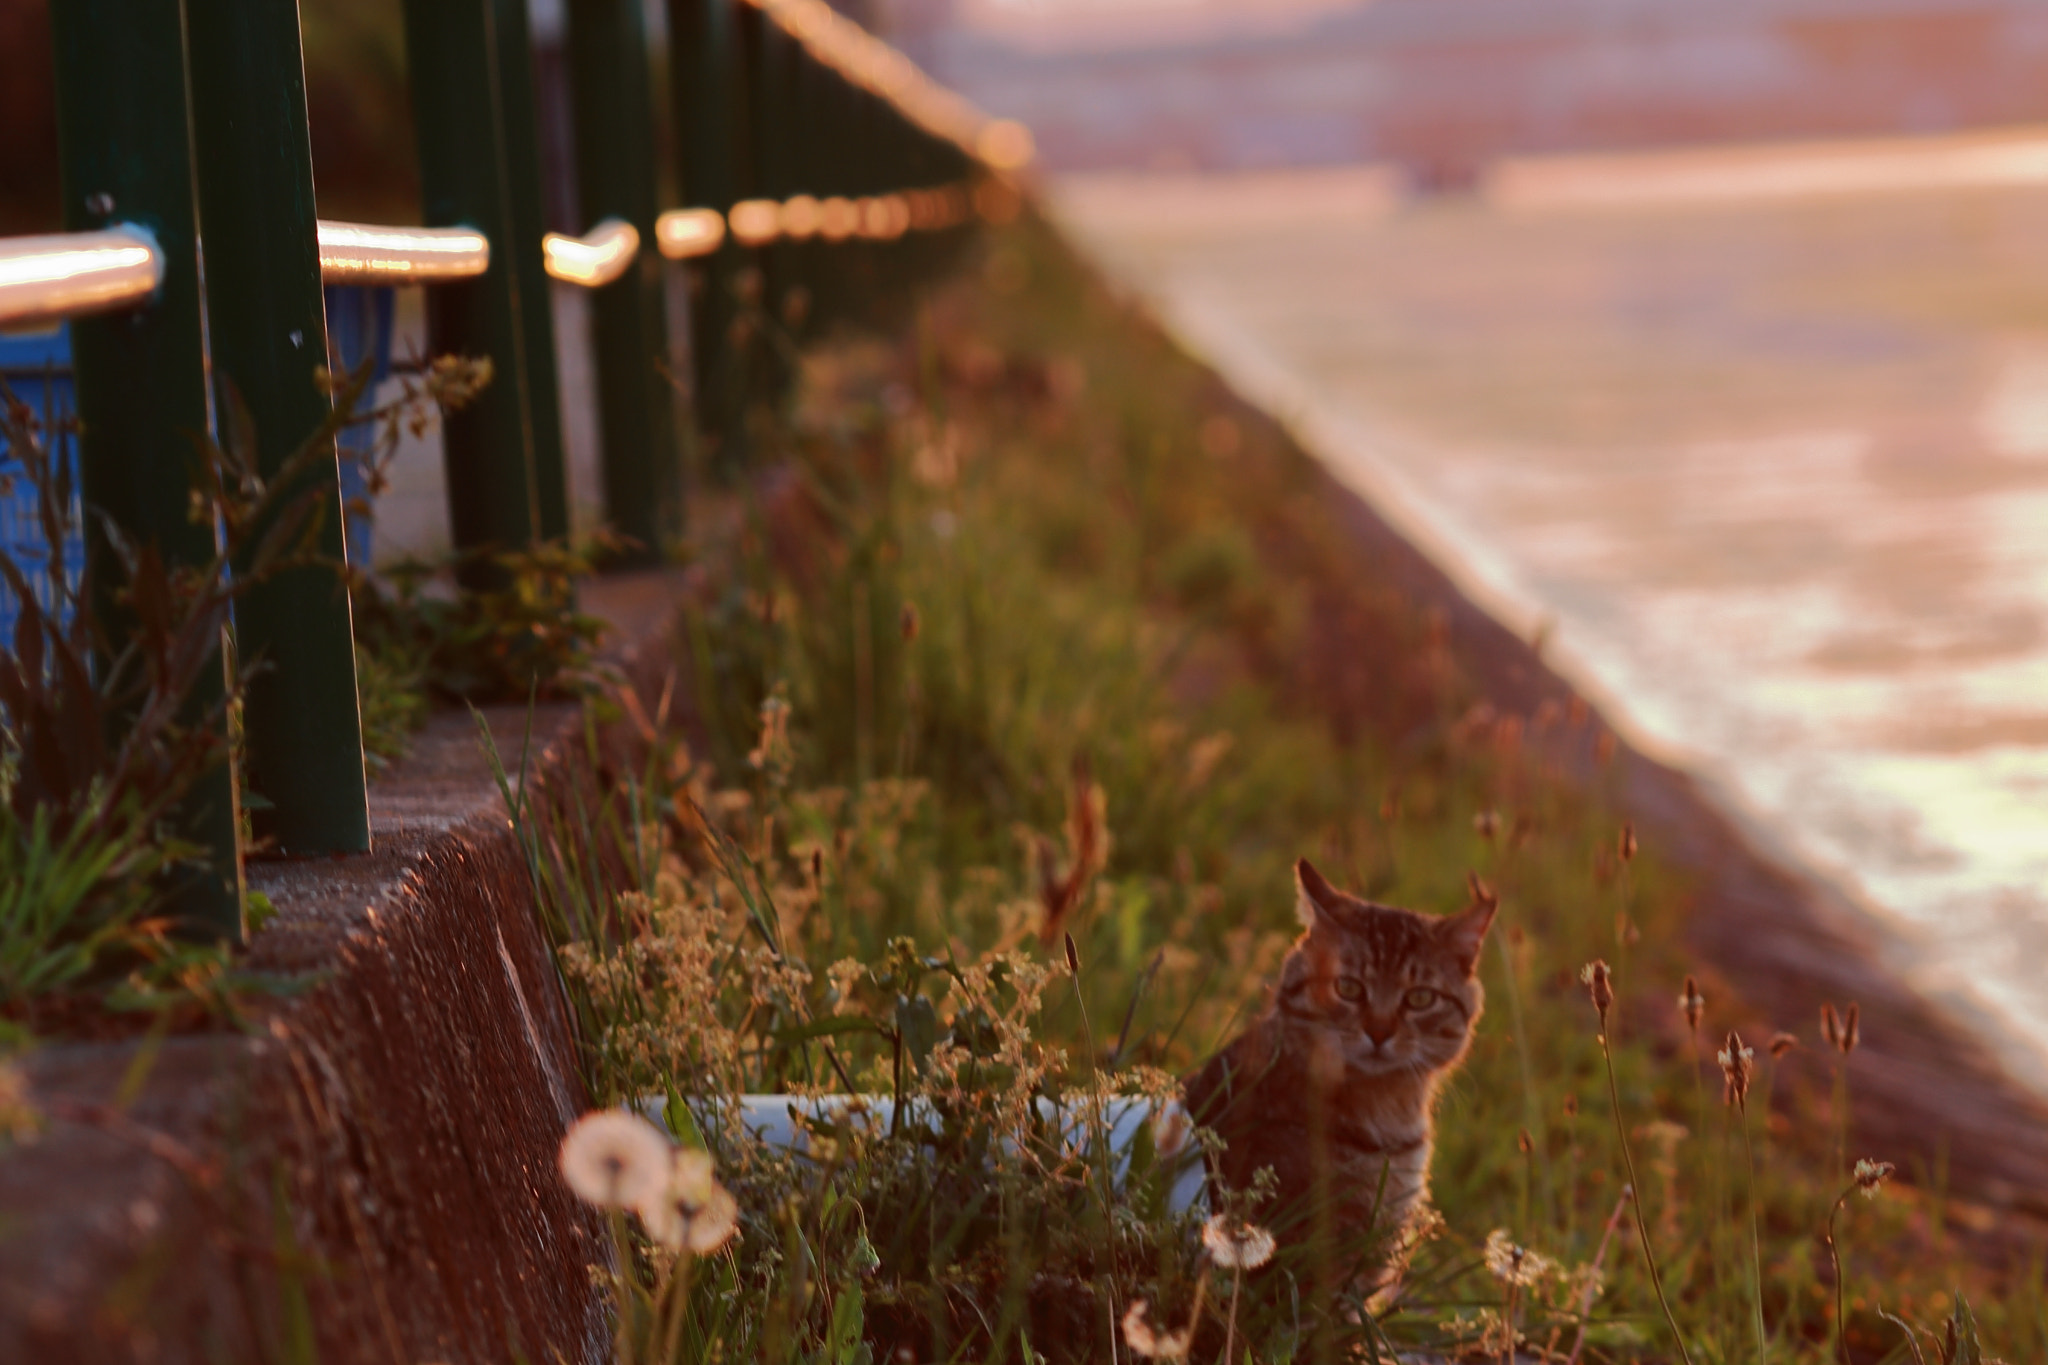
xmin=0 ymin=570 xmax=687 ymax=1364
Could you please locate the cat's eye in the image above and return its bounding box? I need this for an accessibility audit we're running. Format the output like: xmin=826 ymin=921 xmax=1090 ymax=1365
xmin=1332 ymin=976 xmax=1365 ymax=1001
xmin=1402 ymin=987 xmax=1439 ymax=1010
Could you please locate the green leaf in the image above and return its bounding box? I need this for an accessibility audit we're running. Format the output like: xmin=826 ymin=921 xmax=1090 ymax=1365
xmin=664 ymin=1087 xmax=708 ymax=1151
xmin=895 ymin=994 xmax=939 ymax=1071
xmin=1942 ymin=1296 xmax=1983 ymax=1365
xmin=828 ymin=1282 xmax=867 ymax=1365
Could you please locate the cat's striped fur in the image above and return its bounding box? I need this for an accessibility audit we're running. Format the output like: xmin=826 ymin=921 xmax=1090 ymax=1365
xmin=1183 ymin=859 xmax=1494 ymax=1290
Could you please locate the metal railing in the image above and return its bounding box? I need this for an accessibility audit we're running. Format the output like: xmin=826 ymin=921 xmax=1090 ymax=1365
xmin=1 ymin=0 xmax=1028 ymax=939
xmin=0 ymin=226 xmax=164 ymax=330
xmin=541 ymin=218 xmax=639 ymax=287
xmin=655 ymin=208 xmax=729 ymax=259
xmin=316 ymin=221 xmax=493 ymax=284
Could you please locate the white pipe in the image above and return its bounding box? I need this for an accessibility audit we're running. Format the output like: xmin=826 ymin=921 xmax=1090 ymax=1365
xmin=727 ymin=199 xmax=784 ymax=247
xmin=316 ymin=220 xmax=490 ymax=285
xmin=0 ymin=225 xmax=161 ymax=331
xmin=655 ymin=208 xmax=727 ymax=260
xmin=644 ymin=1093 xmax=1209 ymax=1213
xmin=542 ymin=217 xmax=640 ymax=287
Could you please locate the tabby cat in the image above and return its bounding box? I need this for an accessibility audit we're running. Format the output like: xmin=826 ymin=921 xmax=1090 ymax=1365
xmin=1182 ymin=859 xmax=1494 ymax=1287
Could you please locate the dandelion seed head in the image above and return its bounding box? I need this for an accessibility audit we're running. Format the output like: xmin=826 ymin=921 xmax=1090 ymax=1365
xmin=1121 ymin=1300 xmax=1192 ymax=1359
xmin=558 ymin=1109 xmax=671 ymax=1210
xmin=642 ymin=1150 xmax=740 ymax=1256
xmin=1853 ymin=1158 xmax=1895 ymax=1199
xmin=1482 ymin=1228 xmax=1552 ymax=1288
xmin=671 ymin=1147 xmax=715 ymax=1203
xmin=1202 ymin=1214 xmax=1276 ymax=1270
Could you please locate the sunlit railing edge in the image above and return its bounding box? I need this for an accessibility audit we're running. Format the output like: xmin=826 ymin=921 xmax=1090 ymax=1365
xmin=654 ymin=207 xmax=729 ymax=260
xmin=747 ymin=0 xmax=1034 ymax=172
xmin=0 ymin=225 xmax=163 ymax=332
xmin=316 ymin=220 xmax=490 ymax=285
xmin=543 ymin=217 xmax=640 ymax=287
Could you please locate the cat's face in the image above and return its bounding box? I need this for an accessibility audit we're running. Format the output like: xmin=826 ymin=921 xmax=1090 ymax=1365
xmin=1270 ymin=859 xmax=1492 ymax=1081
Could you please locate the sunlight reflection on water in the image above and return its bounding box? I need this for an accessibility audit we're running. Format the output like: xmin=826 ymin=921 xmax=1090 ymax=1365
xmin=1055 ymin=157 xmax=2048 ymax=1091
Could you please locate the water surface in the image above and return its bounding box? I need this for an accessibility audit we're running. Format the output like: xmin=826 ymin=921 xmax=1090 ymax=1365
xmin=1053 ymin=154 xmax=2048 ymax=1089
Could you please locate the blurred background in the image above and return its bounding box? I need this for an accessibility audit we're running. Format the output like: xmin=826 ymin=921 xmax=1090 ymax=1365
xmin=4 ymin=0 xmax=2047 ymax=1075
xmin=895 ymin=0 xmax=2048 ymax=182
xmin=889 ymin=0 xmax=2048 ymax=1084
xmin=20 ymin=0 xmax=2048 ymax=228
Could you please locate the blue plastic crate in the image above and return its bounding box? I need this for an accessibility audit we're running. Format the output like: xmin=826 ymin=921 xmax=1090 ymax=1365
xmin=0 ymin=291 xmax=395 ymax=657
xmin=0 ymin=324 xmax=84 ymax=649
xmin=324 ymin=284 xmax=397 ymax=570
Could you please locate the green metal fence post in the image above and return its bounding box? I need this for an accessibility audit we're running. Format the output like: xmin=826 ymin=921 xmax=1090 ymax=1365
xmin=844 ymin=87 xmax=884 ymax=324
xmin=566 ymin=0 xmax=680 ymax=564
xmin=402 ymin=0 xmax=544 ymax=589
xmin=492 ymin=0 xmax=572 ymax=543
xmin=784 ymin=40 xmax=825 ymax=347
xmin=796 ymin=42 xmax=848 ymax=335
xmin=185 ymin=0 xmax=372 ymax=857
xmin=746 ymin=7 xmax=798 ymax=405
xmin=47 ymin=0 xmax=246 ymax=939
xmin=666 ymin=0 xmax=748 ymax=470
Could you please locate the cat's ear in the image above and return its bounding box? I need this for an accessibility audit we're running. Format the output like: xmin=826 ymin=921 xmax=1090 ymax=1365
xmin=1439 ymin=899 xmax=1497 ymax=975
xmin=1295 ymin=858 xmax=1340 ymax=928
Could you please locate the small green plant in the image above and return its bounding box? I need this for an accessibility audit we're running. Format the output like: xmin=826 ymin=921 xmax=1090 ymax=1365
xmin=350 ymin=533 xmax=619 ymax=710
xmin=0 ymin=372 xmax=356 ymax=1031
xmin=0 ymin=350 xmax=492 ymax=1031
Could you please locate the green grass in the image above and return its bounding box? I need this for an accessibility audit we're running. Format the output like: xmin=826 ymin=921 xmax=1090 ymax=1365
xmin=518 ymin=217 xmax=2047 ymax=1364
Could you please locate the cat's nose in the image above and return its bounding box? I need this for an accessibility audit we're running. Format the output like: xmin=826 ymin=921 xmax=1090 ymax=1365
xmin=1363 ymin=1018 xmax=1398 ymax=1048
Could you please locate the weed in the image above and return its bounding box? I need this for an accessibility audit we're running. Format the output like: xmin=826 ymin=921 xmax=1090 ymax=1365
xmin=350 ymin=534 xmax=620 ymax=711
xmin=0 ymin=371 xmax=357 ymax=1029
xmin=502 ymin=216 xmax=2048 ymax=1363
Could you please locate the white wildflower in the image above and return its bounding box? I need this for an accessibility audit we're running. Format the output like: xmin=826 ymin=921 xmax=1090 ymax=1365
xmin=641 ymin=1147 xmax=740 ymax=1255
xmin=1853 ymin=1158 xmax=1896 ymax=1200
xmin=1150 ymin=1106 xmax=1190 ymax=1161
xmin=1482 ymin=1228 xmax=1552 ymax=1288
xmin=1120 ymin=1300 xmax=1192 ymax=1360
xmin=1201 ymin=1214 xmax=1276 ymax=1271
xmin=558 ymin=1109 xmax=671 ymax=1210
